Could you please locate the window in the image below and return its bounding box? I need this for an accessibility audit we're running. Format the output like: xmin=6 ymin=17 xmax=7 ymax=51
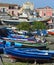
xmin=12 ymin=11 xmax=14 ymax=15
xmin=9 ymin=6 xmax=15 ymax=9
xmin=1 ymin=8 xmax=6 ymax=12
xmin=52 ymin=13 xmax=54 ymax=16
xmin=3 ymin=8 xmax=6 ymax=12
xmin=44 ymin=13 xmax=46 ymax=16
xmin=18 ymin=6 xmax=21 ymax=9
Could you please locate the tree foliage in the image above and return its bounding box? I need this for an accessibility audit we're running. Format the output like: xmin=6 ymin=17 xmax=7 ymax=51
xmin=16 ymin=21 xmax=46 ymax=31
xmin=32 ymin=21 xmax=46 ymax=30
xmin=16 ymin=22 xmax=30 ymax=31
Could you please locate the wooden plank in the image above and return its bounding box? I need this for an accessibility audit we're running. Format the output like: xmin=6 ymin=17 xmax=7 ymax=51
xmin=0 ymin=57 xmax=3 ymax=65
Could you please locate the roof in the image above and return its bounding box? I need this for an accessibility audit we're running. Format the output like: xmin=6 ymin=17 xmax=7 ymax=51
xmin=0 ymin=3 xmax=18 ymax=7
xmin=36 ymin=6 xmax=52 ymax=9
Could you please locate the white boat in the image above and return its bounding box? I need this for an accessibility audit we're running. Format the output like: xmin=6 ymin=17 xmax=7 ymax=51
xmin=2 ymin=16 xmax=50 ymax=23
xmin=1 ymin=12 xmax=51 ymax=24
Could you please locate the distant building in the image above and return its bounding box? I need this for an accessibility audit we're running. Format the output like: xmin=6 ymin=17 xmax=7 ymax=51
xmin=0 ymin=3 xmax=21 ymax=16
xmin=0 ymin=2 xmax=34 ymax=17
xmin=18 ymin=1 xmax=34 ymax=19
xmin=36 ymin=6 xmax=53 ymax=28
xmin=52 ymin=9 xmax=54 ymax=28
xmin=23 ymin=2 xmax=34 ymax=10
xmin=22 ymin=2 xmax=34 ymax=18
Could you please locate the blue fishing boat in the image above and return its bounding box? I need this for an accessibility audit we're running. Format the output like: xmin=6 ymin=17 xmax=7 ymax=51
xmin=4 ymin=47 xmax=52 ymax=60
xmin=0 ymin=40 xmax=46 ymax=50
xmin=0 ymin=39 xmax=54 ymax=59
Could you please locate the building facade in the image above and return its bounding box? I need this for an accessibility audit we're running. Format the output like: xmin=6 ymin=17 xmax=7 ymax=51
xmin=0 ymin=2 xmax=34 ymax=16
xmin=18 ymin=2 xmax=34 ymax=14
xmin=0 ymin=3 xmax=21 ymax=16
xmin=23 ymin=2 xmax=34 ymax=10
xmin=36 ymin=6 xmax=53 ymax=28
xmin=52 ymin=9 xmax=54 ymax=28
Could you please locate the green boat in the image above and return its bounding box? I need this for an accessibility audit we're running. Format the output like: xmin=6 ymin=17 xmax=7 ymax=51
xmin=2 ymin=39 xmax=48 ymax=50
xmin=15 ymin=41 xmax=48 ymax=50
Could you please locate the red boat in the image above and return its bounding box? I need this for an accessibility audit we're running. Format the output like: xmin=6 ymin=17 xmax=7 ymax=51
xmin=47 ymin=29 xmax=54 ymax=35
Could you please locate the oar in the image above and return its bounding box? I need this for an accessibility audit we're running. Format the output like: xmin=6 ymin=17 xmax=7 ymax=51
xmin=0 ymin=55 xmax=5 ymax=65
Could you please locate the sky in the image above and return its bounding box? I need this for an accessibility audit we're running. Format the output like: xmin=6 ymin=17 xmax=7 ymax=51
xmin=0 ymin=0 xmax=54 ymax=8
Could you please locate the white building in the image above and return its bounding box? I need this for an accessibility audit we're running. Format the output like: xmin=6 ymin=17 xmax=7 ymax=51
xmin=23 ymin=2 xmax=34 ymax=10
